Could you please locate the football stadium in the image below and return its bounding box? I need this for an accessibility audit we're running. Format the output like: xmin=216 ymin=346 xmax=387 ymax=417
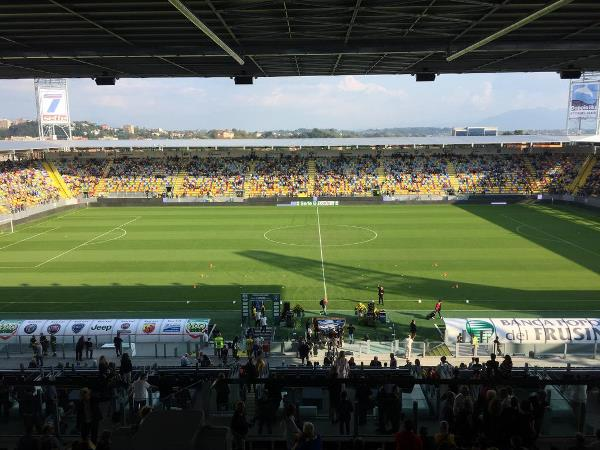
xmin=1 ymin=1 xmax=600 ymax=449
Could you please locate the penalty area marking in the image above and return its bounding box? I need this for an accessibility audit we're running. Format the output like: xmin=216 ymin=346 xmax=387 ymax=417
xmin=264 ymin=224 xmax=378 ymax=247
xmin=504 ymin=215 xmax=600 ymax=258
xmin=0 ymin=227 xmax=59 ymax=251
xmin=84 ymin=227 xmax=127 ymax=246
xmin=0 ymin=216 xmax=140 ymax=269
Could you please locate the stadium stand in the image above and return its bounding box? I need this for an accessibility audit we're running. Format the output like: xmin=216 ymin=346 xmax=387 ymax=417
xmin=380 ymin=155 xmax=451 ymax=195
xmin=181 ymin=157 xmax=247 ymax=197
xmin=314 ymin=155 xmax=379 ymax=197
xmin=245 ymin=155 xmax=308 ymax=197
xmin=1 ymin=153 xmax=597 ymax=211
xmin=454 ymin=155 xmax=533 ymax=194
xmin=0 ymin=160 xmax=60 ymax=213
xmin=580 ymin=158 xmax=600 ymax=197
xmin=527 ymin=154 xmax=585 ymax=195
xmin=54 ymin=158 xmax=103 ymax=197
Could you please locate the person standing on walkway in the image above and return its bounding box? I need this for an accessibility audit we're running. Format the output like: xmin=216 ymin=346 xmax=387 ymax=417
xmin=39 ymin=334 xmax=49 ymax=357
xmin=409 ymin=320 xmax=417 ymax=339
xmin=50 ymin=334 xmax=57 ymax=357
xmin=348 ymin=323 xmax=355 ymax=344
xmin=75 ymin=336 xmax=85 ymax=362
xmin=472 ymin=334 xmax=479 ymax=357
xmin=113 ymin=332 xmax=123 ymax=357
xmin=85 ymin=338 xmax=94 ymax=359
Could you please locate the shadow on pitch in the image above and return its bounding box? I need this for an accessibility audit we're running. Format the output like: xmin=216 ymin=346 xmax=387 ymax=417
xmin=455 ymin=203 xmax=600 ymax=276
xmin=237 ymin=250 xmax=600 ymax=309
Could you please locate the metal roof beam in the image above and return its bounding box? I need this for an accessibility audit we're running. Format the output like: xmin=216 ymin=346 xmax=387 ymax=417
xmin=167 ymin=0 xmax=244 ymax=65
xmin=447 ymin=0 xmax=576 ymax=62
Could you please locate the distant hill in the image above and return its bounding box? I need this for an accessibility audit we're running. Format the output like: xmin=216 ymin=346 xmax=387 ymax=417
xmin=477 ymin=108 xmax=566 ymax=131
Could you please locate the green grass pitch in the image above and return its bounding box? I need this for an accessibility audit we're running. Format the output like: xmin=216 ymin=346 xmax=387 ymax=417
xmin=0 ymin=203 xmax=599 ymax=340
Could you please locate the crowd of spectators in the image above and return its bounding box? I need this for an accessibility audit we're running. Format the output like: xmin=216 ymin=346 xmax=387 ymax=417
xmin=314 ymin=156 xmax=379 ymax=197
xmin=454 ymin=155 xmax=533 ymax=194
xmin=0 ymin=160 xmax=60 ymax=213
xmin=2 ymin=153 xmax=599 ymax=213
xmin=528 ymin=154 xmax=583 ymax=194
xmin=104 ymin=157 xmax=179 ymax=195
xmin=381 ymin=155 xmax=451 ymax=195
xmin=580 ymin=160 xmax=600 ymax=197
xmin=246 ymin=155 xmax=309 ymax=197
xmin=55 ymin=159 xmax=103 ymax=197
xmin=182 ymin=157 xmax=247 ymax=197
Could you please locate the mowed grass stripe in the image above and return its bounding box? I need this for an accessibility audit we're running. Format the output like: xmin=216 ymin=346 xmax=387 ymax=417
xmin=0 ymin=204 xmax=596 ymax=323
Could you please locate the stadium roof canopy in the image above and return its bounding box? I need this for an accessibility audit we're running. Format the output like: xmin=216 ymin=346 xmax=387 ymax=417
xmin=1 ymin=135 xmax=599 ymax=152
xmin=0 ymin=0 xmax=599 ymax=79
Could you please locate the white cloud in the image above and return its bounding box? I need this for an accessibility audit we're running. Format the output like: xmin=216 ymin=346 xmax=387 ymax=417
xmin=337 ymin=76 xmax=405 ymax=97
xmin=470 ymin=81 xmax=494 ymax=110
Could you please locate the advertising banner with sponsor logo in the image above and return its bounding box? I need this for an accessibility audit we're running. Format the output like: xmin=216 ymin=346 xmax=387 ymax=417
xmin=445 ymin=318 xmax=600 ymax=344
xmin=184 ymin=319 xmax=210 ymax=340
xmin=0 ymin=318 xmax=211 ymax=342
xmin=88 ymin=319 xmax=117 ymax=335
xmin=17 ymin=320 xmax=48 ymax=337
xmin=160 ymin=318 xmax=186 ymax=342
xmin=568 ymin=82 xmax=600 ymax=119
xmin=0 ymin=320 xmax=21 ymax=341
xmin=43 ymin=320 xmax=70 ymax=337
xmin=38 ymin=88 xmax=70 ymax=125
xmin=114 ymin=319 xmax=139 ymax=336
xmin=135 ymin=319 xmax=164 ymax=342
xmin=66 ymin=320 xmax=92 ymax=337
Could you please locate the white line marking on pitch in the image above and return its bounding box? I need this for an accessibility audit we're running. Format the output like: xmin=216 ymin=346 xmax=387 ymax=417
xmin=34 ymin=216 xmax=140 ymax=268
xmin=84 ymin=228 xmax=127 ymax=246
xmin=504 ymin=215 xmax=600 ymax=258
xmin=316 ymin=205 xmax=328 ymax=299
xmin=0 ymin=227 xmax=59 ymax=251
xmin=0 ymin=207 xmax=86 ymax=239
xmin=263 ymin=224 xmax=378 ymax=247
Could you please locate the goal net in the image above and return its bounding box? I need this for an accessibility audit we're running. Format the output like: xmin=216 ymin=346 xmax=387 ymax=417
xmin=0 ymin=218 xmax=13 ymax=234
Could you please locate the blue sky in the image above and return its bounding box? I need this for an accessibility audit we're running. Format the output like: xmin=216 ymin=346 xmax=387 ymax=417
xmin=0 ymin=72 xmax=569 ymax=130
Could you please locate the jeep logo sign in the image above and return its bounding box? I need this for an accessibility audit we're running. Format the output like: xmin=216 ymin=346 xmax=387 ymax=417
xmin=90 ymin=324 xmax=112 ymax=332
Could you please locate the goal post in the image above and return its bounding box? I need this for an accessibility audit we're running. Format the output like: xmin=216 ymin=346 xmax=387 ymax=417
xmin=0 ymin=218 xmax=14 ymax=234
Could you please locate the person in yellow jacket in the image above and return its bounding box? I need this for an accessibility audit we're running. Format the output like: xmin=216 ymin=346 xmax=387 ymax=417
xmin=214 ymin=334 xmax=224 ymax=358
xmin=471 ymin=334 xmax=479 ymax=357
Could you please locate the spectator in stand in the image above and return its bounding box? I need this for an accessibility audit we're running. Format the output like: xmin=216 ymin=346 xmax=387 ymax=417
xmin=212 ymin=373 xmax=230 ymax=411
xmin=337 ymin=390 xmax=354 ymax=435
xmin=486 ymin=353 xmax=500 ymax=378
xmin=284 ymin=404 xmax=300 ymax=450
xmin=119 ymin=353 xmax=133 ymax=383
xmin=131 ymin=374 xmax=154 ymax=412
xmin=434 ymin=420 xmax=455 ymax=449
xmin=334 ymin=351 xmax=350 ymax=379
xmin=256 ymin=388 xmax=274 ymax=434
xmin=499 ymin=354 xmax=513 ymax=378
xmin=390 ymin=353 xmax=398 ymax=369
xmin=395 ymin=419 xmax=422 ymax=450
xmin=230 ymin=401 xmax=250 ymax=450
xmin=294 ymin=422 xmax=322 ymax=450
xmin=369 ymin=356 xmax=382 ymax=367
xmin=77 ymin=388 xmax=102 ymax=445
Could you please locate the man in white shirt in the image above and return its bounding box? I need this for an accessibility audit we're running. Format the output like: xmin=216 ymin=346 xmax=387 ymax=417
xmin=132 ymin=374 xmax=154 ymax=412
xmin=260 ymin=315 xmax=267 ymax=333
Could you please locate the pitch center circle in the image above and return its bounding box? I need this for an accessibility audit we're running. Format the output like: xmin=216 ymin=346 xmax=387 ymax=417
xmin=264 ymin=224 xmax=378 ymax=247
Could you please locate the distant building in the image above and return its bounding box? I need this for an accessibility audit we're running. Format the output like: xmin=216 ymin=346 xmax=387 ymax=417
xmin=100 ymin=124 xmax=110 ymax=130
xmin=452 ymin=126 xmax=498 ymax=136
xmin=0 ymin=119 xmax=11 ymax=129
xmin=122 ymin=124 xmax=135 ymax=134
xmin=216 ymin=130 xmax=235 ymax=139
